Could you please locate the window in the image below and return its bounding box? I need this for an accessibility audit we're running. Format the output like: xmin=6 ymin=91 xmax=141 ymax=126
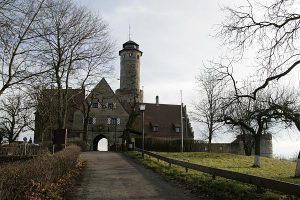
xmin=108 ymin=117 xmax=120 ymax=125
xmin=92 ymin=103 xmax=98 ymax=108
xmin=129 ymin=53 xmax=132 ymax=57
xmin=175 ymin=127 xmax=180 ymax=133
xmin=107 ymin=117 xmax=111 ymax=125
xmin=137 ymin=55 xmax=140 ymax=59
xmin=89 ymin=117 xmax=96 ymax=124
xmin=92 ymin=98 xmax=99 ymax=108
xmin=108 ymin=103 xmax=114 ymax=110
xmin=111 ymin=117 xmax=117 ymax=125
xmin=152 ymin=126 xmax=158 ymax=132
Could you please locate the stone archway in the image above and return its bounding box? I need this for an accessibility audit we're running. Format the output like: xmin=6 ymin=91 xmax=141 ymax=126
xmin=93 ymin=134 xmax=107 ymax=151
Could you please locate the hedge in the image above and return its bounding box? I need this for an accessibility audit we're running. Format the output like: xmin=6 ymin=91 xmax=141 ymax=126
xmin=0 ymin=145 xmax=81 ymax=200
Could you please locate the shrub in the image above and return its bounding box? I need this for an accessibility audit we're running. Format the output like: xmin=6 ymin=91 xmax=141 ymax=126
xmin=0 ymin=145 xmax=81 ymax=200
xmin=68 ymin=141 xmax=90 ymax=152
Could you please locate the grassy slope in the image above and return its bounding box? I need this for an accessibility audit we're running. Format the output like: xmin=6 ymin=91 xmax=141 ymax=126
xmin=126 ymin=151 xmax=300 ymax=200
xmin=157 ymin=152 xmax=299 ymax=184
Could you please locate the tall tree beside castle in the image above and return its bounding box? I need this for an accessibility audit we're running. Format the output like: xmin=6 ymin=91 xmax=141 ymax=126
xmin=34 ymin=0 xmax=114 ymax=133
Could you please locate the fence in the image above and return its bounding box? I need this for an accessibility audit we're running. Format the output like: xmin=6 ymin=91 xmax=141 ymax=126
xmin=0 ymin=143 xmax=41 ymax=156
xmin=135 ymin=138 xmax=240 ymax=154
xmin=135 ymin=148 xmax=300 ymax=197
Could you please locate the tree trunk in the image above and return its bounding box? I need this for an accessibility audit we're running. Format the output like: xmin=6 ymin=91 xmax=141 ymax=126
xmin=208 ymin=124 xmax=213 ymax=152
xmin=295 ymin=151 xmax=300 ymax=177
xmin=253 ymin=133 xmax=261 ymax=167
xmin=241 ymin=133 xmax=253 ymax=156
xmin=83 ymin=117 xmax=88 ymax=142
xmin=57 ymin=82 xmax=63 ymax=129
xmin=244 ymin=144 xmax=252 ymax=156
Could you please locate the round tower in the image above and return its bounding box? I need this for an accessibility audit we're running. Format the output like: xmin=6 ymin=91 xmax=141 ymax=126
xmin=260 ymin=133 xmax=273 ymax=158
xmin=116 ymin=40 xmax=143 ymax=103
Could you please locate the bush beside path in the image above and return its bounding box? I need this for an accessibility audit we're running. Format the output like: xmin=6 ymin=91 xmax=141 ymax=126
xmin=0 ymin=145 xmax=82 ymax=200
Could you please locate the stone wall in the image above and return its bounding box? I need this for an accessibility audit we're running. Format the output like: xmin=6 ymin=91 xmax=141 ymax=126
xmin=135 ymin=134 xmax=273 ymax=157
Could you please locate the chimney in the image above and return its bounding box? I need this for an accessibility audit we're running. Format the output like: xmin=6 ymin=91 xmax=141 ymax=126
xmin=156 ymin=96 xmax=159 ymax=106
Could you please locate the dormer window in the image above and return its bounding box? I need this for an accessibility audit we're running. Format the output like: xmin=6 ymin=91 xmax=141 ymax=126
xmin=150 ymin=122 xmax=159 ymax=132
xmin=153 ymin=126 xmax=158 ymax=132
xmin=173 ymin=123 xmax=181 ymax=133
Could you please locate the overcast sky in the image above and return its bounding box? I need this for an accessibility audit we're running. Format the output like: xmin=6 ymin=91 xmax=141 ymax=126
xmin=71 ymin=0 xmax=300 ymax=158
xmin=74 ymin=0 xmax=239 ymax=104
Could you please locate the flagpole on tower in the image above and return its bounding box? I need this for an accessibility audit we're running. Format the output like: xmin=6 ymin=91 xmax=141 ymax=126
xmin=129 ymin=24 xmax=131 ymax=40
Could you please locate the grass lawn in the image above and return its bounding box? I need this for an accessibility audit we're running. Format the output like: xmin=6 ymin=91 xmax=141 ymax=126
xmin=157 ymin=152 xmax=300 ymax=185
xmin=126 ymin=151 xmax=300 ymax=200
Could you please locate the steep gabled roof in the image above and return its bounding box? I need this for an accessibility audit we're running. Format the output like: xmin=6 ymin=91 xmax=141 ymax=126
xmin=87 ymin=78 xmax=129 ymax=114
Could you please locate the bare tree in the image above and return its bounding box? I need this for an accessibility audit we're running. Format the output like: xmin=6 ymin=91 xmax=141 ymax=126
xmin=32 ymin=86 xmax=58 ymax=143
xmin=192 ymin=67 xmax=224 ymax=152
xmin=268 ymin=87 xmax=300 ymax=130
xmin=221 ymin=85 xmax=300 ymax=167
xmin=219 ymin=0 xmax=300 ymax=99
xmin=35 ymin=0 xmax=114 ymax=130
xmin=222 ymin=90 xmax=274 ymax=167
xmin=0 ymin=0 xmax=47 ymax=96
xmin=0 ymin=94 xmax=32 ymax=143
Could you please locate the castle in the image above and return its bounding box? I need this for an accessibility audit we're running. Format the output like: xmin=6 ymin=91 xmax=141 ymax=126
xmin=35 ymin=40 xmax=194 ymax=150
xmin=34 ymin=39 xmax=272 ymax=157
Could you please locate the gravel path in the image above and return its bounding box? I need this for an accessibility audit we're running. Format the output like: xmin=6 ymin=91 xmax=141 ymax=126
xmin=66 ymin=151 xmax=207 ymax=200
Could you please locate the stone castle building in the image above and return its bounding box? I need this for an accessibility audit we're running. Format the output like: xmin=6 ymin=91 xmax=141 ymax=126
xmin=34 ymin=39 xmax=272 ymax=157
xmin=35 ymin=40 xmax=194 ymax=150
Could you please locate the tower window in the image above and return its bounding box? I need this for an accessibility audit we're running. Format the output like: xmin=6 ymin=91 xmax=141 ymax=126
xmin=137 ymin=55 xmax=139 ymax=59
xmin=129 ymin=53 xmax=132 ymax=57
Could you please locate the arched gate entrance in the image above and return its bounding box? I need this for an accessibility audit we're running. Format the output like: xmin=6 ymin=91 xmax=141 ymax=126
xmin=93 ymin=134 xmax=108 ymax=151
